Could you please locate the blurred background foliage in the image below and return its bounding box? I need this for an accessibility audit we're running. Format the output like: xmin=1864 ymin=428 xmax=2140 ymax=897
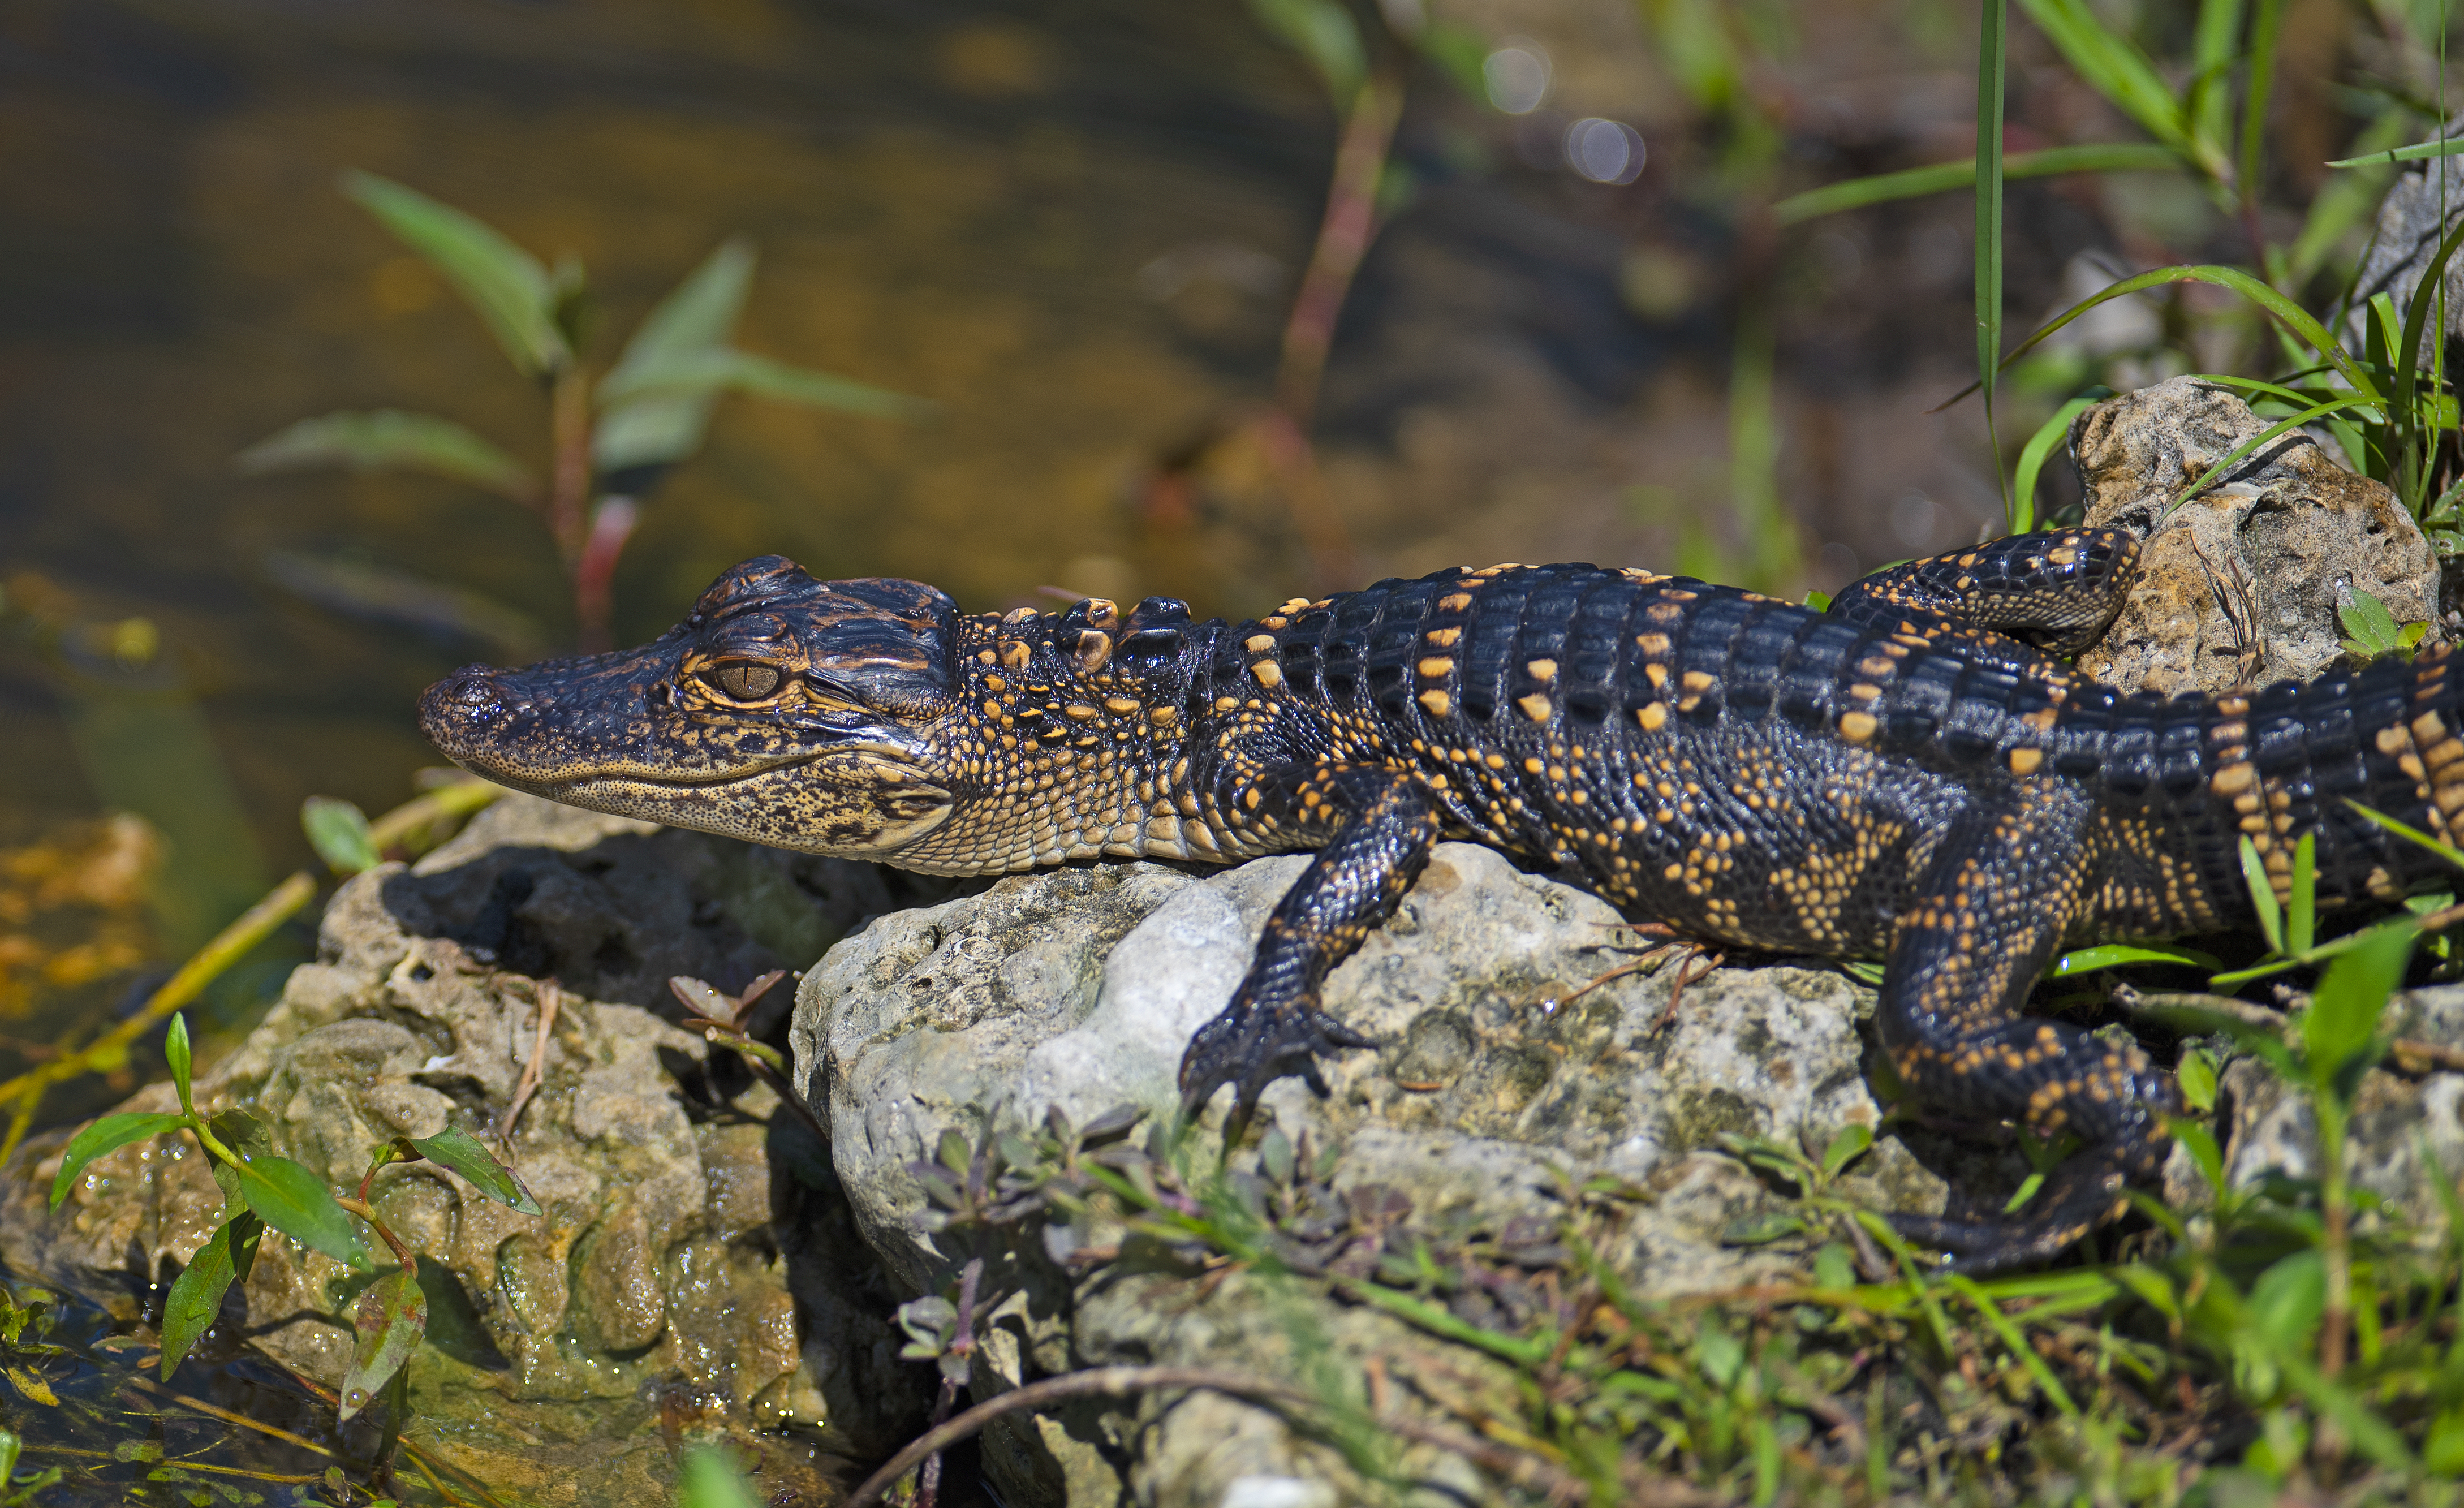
xmin=1 ymin=0 xmax=2459 ymax=1097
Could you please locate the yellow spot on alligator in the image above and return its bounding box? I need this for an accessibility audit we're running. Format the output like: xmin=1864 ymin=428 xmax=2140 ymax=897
xmin=1439 ymin=593 xmax=1474 ymax=612
xmin=1680 ymin=671 xmax=1714 ymax=694
xmin=1636 ymin=632 xmax=1671 ymax=656
xmin=1104 ymin=697 xmax=1140 ymax=716
xmin=1517 ymin=693 xmax=1553 ymax=722
xmin=1252 ymin=661 xmax=1284 ymax=689
xmin=1062 ymin=704 xmax=1099 ymax=721
xmin=2009 ymin=747 xmax=2043 ymax=775
xmin=1418 ymin=657 xmax=1454 ymax=679
xmin=2211 ymin=762 xmax=2256 ymax=795
xmin=1638 ymin=703 xmax=1668 ymax=731
xmin=1527 ymin=658 xmax=1557 ymax=682
xmin=1425 ymin=626 xmax=1462 ymax=647
xmin=2379 ymin=726 xmax=2411 ymax=756
xmin=1418 ymin=690 xmax=1453 ymax=717
xmin=1244 ymin=634 xmax=1275 ymax=653
xmin=1839 ymin=711 xmax=1877 ymax=743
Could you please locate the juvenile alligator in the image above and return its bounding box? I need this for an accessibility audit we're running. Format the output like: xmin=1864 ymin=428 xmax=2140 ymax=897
xmin=419 ymin=530 xmax=2464 ymax=1271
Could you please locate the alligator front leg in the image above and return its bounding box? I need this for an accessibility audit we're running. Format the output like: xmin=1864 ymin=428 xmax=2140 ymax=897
xmin=1179 ymin=764 xmax=1438 ymax=1139
xmin=1879 ymin=787 xmax=2180 ymax=1273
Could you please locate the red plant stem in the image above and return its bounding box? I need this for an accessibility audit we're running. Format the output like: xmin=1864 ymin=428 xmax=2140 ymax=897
xmin=572 ymin=496 xmax=638 ymax=654
xmin=1276 ymin=76 xmax=1402 ymax=423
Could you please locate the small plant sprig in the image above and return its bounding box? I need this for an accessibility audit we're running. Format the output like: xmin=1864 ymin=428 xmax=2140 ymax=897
xmin=48 ymin=1014 xmax=542 ymax=1420
xmin=239 ymin=173 xmax=925 ymax=652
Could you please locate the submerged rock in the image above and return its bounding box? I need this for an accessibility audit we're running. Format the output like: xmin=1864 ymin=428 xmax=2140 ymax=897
xmin=2071 ymin=375 xmax=2441 ymax=695
xmin=3 ymin=796 xmax=941 ymax=1502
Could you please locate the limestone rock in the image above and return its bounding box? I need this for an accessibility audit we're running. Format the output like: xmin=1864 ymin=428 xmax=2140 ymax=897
xmin=3 ymin=795 xmax=936 ymax=1502
xmin=2070 ymin=376 xmax=2441 ymax=695
xmin=793 ymin=843 xmax=1981 ymax=1507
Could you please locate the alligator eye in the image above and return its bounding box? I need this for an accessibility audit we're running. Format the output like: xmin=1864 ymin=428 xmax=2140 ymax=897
xmin=708 ymin=663 xmax=783 ymax=700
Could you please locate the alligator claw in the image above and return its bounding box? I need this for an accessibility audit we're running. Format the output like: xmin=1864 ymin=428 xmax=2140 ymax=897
xmin=1178 ymin=996 xmax=1377 ymax=1141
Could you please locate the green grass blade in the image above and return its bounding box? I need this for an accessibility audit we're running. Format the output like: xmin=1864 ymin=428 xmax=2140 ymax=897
xmin=1946 ymin=1275 xmax=2078 ymax=1417
xmin=1941 ymin=265 xmax=2377 ymax=411
xmin=2238 ymin=0 xmax=2284 ymax=218
xmin=2239 ymin=834 xmax=2284 ymax=953
xmin=2289 ymin=830 xmax=2316 ymax=953
xmin=2347 ymin=798 xmax=2464 ymax=869
xmin=1977 ymin=0 xmax=2013 ymax=526
xmin=2327 ymin=135 xmax=2464 ymax=168
xmin=2016 ymin=0 xmax=2200 ymax=162
xmin=2175 ymin=397 xmax=2384 ymax=509
xmin=2189 ymin=0 xmax=2243 ymax=171
xmin=2049 ymin=942 xmax=2222 ymax=976
xmin=2010 ymin=393 xmax=2105 ymax=529
xmin=1772 ymin=143 xmax=2182 ymax=223
xmin=2294 ymin=109 xmax=2411 ymax=284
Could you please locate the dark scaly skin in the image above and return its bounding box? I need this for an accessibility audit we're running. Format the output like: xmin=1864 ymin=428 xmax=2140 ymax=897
xmin=419 ymin=531 xmax=2464 ymax=1272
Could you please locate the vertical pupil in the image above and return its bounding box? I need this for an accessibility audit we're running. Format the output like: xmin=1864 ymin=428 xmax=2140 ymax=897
xmin=719 ymin=665 xmax=780 ymax=699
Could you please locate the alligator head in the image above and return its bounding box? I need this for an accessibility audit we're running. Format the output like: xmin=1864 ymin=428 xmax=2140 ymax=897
xmin=420 ymin=557 xmax=963 ymax=856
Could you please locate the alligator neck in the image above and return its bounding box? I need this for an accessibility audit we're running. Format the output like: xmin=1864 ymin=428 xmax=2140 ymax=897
xmin=885 ymin=605 xmax=1226 ymax=873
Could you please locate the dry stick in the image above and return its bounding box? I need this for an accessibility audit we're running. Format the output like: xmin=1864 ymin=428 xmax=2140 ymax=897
xmin=0 ymin=869 xmax=320 ymax=1166
xmin=2113 ymin=984 xmax=2464 ymax=1076
xmin=121 ymin=1376 xmax=343 ymax=1461
xmin=497 ymin=979 xmax=562 ymax=1144
xmin=841 ymin=1367 xmax=1587 ymax=1508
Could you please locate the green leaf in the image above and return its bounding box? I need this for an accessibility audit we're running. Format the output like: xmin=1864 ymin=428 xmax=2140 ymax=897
xmin=404 ymin=1126 xmax=542 ymax=1216
xmin=2303 ymin=919 xmax=2414 ymax=1087
xmin=2340 ymin=589 xmax=2405 ymax=657
xmin=674 ymin=1446 xmax=763 ymax=1508
xmin=2178 ymin=1048 xmax=2219 ymax=1112
xmin=2014 ymin=0 xmax=2199 ymax=165
xmin=2049 ymin=942 xmax=2222 ymax=977
xmin=589 ymin=240 xmax=755 ymax=476
xmin=2238 ymin=835 xmax=2284 ymax=954
xmin=1246 ymin=0 xmax=1365 ymax=106
xmin=1819 ymin=1123 xmax=1873 ymax=1179
xmin=593 ymin=348 xmax=921 ymax=475
xmin=300 ymin=796 xmax=381 ymax=876
xmin=235 ymin=1157 xmax=371 ymax=1270
xmin=158 ymin=1218 xmax=247 ymax=1378
xmin=342 ymin=171 xmax=568 ymax=378
xmin=234 ymin=411 xmax=534 ymax=499
xmin=1772 ymin=142 xmax=2181 ymax=224
xmin=603 ymin=239 xmax=756 ymax=391
xmin=2109 ymin=1262 xmax=2179 ymax=1321
xmin=51 ymin=1113 xmax=188 ymax=1209
xmin=337 ymin=1266 xmax=427 ymax=1422
xmin=165 ymin=1014 xmax=193 ymax=1118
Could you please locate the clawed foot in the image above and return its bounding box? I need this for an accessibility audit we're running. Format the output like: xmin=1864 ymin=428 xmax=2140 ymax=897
xmin=1888 ymin=1157 xmax=2133 ymax=1276
xmin=1178 ymin=993 xmax=1377 ymax=1143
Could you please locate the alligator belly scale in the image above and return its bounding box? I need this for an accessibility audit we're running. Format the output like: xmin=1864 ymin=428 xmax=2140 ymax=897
xmin=418 ymin=528 xmax=2464 ymax=1271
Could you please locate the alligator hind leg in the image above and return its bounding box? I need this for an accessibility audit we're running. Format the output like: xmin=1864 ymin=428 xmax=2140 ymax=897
xmin=1878 ymin=787 xmax=2179 ymax=1273
xmin=1829 ymin=527 xmax=2139 ymax=657
xmin=1179 ymin=765 xmax=1438 ymax=1139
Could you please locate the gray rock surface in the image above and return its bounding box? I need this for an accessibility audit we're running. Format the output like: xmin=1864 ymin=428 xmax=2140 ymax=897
xmin=2072 ymin=376 xmax=2441 ymax=695
xmin=794 ymin=844 xmax=1980 ymax=1507
xmin=3 ymin=795 xmax=941 ymax=1503
xmin=2350 ymin=131 xmax=2464 ymax=370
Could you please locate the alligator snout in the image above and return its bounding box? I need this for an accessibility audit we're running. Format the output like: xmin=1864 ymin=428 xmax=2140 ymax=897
xmin=419 ymin=665 xmax=516 ymax=754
